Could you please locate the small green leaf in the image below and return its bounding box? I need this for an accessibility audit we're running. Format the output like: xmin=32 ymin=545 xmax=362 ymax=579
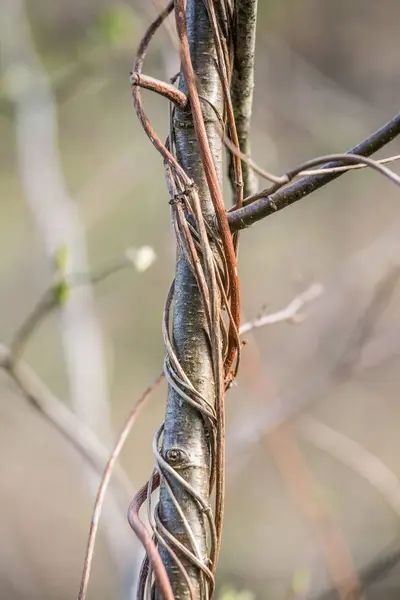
xmin=54 ymin=245 xmax=69 ymax=274
xmin=53 ymin=279 xmax=69 ymax=306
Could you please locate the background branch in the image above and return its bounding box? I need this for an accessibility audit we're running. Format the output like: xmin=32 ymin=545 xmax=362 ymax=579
xmin=0 ymin=344 xmax=133 ymax=502
xmin=0 ymin=1 xmax=138 ymax=595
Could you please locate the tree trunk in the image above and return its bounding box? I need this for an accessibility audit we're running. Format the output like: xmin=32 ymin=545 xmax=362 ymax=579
xmin=157 ymin=1 xmax=224 ymax=598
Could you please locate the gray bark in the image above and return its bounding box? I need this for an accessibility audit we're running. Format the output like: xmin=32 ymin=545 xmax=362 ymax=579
xmin=230 ymin=0 xmax=259 ymax=199
xmin=157 ymin=1 xmax=224 ymax=599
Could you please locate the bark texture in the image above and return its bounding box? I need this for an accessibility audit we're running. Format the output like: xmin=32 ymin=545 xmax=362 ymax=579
xmin=157 ymin=2 xmax=224 ymax=598
xmin=230 ymin=0 xmax=259 ymax=199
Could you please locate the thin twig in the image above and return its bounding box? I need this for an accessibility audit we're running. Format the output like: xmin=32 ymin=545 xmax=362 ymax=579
xmin=285 ymin=153 xmax=400 ymax=187
xmin=239 ymin=152 xmax=400 ymax=212
xmin=239 ymin=153 xmax=400 ymax=207
xmin=130 ymin=72 xmax=187 ymax=108
xmin=222 ymin=132 xmax=284 ymax=184
xmin=7 ymin=252 xmax=150 ymax=367
xmin=0 ymin=344 xmax=132 ymax=495
xmin=301 ymin=153 xmax=400 ymax=177
xmin=78 ymin=374 xmax=164 ymax=600
xmin=239 ymin=283 xmax=324 ymax=335
xmin=228 ymin=111 xmax=400 ymax=231
xmin=8 ymin=290 xmax=55 ymax=366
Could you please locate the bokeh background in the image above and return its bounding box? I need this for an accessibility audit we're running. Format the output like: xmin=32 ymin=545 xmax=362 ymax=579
xmin=1 ymin=1 xmax=400 ymax=598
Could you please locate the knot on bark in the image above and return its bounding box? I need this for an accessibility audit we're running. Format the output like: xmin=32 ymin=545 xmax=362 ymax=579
xmin=164 ymin=446 xmax=191 ymax=470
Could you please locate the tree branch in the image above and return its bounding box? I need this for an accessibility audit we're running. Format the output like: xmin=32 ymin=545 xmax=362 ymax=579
xmin=0 ymin=344 xmax=132 ymax=497
xmin=156 ymin=0 xmax=229 ymax=595
xmin=239 ymin=283 xmax=323 ymax=335
xmin=229 ymin=0 xmax=259 ymax=199
xmin=228 ymin=111 xmax=400 ymax=231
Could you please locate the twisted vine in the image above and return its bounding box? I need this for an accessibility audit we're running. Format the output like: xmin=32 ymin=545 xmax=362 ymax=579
xmin=129 ymin=1 xmax=242 ymax=597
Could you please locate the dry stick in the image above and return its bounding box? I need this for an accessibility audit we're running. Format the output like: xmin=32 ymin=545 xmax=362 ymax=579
xmin=187 ymin=184 xmax=226 ymax=570
xmin=228 ymin=111 xmax=400 ymax=231
xmin=239 ymin=283 xmax=324 ymax=335
xmin=225 ymin=150 xmax=400 ymax=209
xmin=130 ymin=72 xmax=187 ymax=108
xmin=78 ymin=374 xmax=164 ymax=600
xmin=168 ymin=175 xmax=222 ymax=583
xmin=214 ymin=132 xmax=400 ymax=211
xmin=147 ymin=470 xmax=198 ymax=600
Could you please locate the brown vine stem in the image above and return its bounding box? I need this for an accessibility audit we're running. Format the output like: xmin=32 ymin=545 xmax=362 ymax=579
xmin=131 ymin=0 xmax=189 ymax=185
xmin=130 ymin=72 xmax=187 ymax=109
xmin=78 ymin=374 xmax=164 ymax=600
xmin=174 ymin=0 xmax=232 ymax=574
xmin=205 ymin=1 xmax=243 ymax=210
xmin=128 ymin=470 xmax=175 ymax=600
xmin=175 ymin=0 xmax=240 ymax=381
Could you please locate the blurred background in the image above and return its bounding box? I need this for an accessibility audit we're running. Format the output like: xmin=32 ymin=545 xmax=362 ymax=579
xmin=1 ymin=0 xmax=400 ymax=598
